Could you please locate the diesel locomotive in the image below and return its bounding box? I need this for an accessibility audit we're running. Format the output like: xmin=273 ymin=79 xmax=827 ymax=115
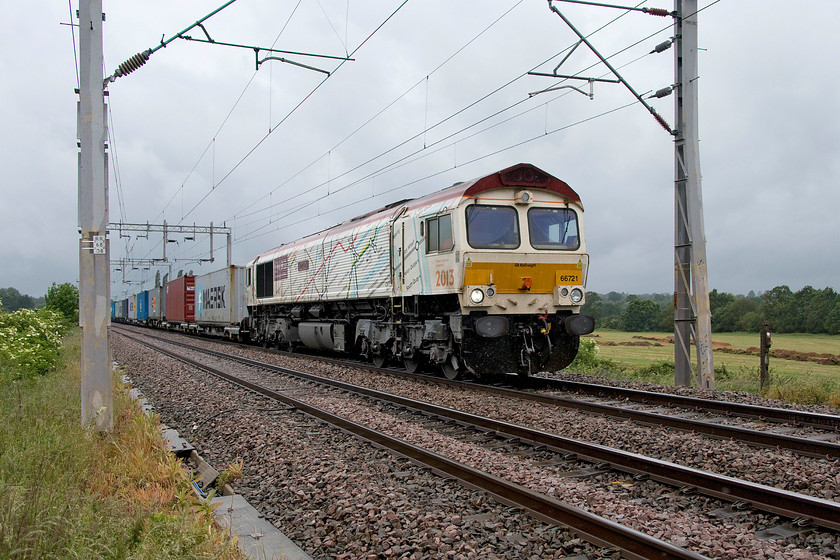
xmin=243 ymin=163 xmax=594 ymax=378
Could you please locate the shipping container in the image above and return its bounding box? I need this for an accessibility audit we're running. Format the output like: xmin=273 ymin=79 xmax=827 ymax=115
xmin=115 ymin=298 xmax=128 ymax=320
xmin=136 ymin=291 xmax=149 ymax=322
xmin=147 ymin=286 xmax=164 ymax=324
xmin=129 ymin=294 xmax=138 ymax=321
xmin=165 ymin=275 xmax=195 ymax=327
xmin=194 ymin=266 xmax=248 ymax=336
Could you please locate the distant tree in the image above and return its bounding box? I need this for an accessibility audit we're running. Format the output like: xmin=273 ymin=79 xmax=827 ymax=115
xmin=708 ymin=289 xmax=735 ymax=332
xmin=177 ymin=270 xmax=184 ymax=278
xmin=657 ymin=302 xmax=673 ymax=332
xmin=600 ymin=297 xmax=625 ymax=325
xmin=794 ymin=286 xmax=837 ymax=334
xmin=717 ymin=297 xmax=761 ymax=332
xmin=45 ymin=282 xmax=79 ymax=324
xmin=162 ymin=273 xmax=169 ymax=286
xmin=761 ymin=285 xmax=794 ymax=332
xmin=826 ymin=302 xmax=840 ymax=335
xmin=155 ymin=270 xmax=161 ymax=288
xmin=0 ymin=287 xmax=36 ymax=312
xmin=620 ymin=298 xmax=660 ymax=332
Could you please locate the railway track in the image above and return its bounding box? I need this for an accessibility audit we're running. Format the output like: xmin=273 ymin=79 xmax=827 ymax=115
xmin=113 ymin=325 xmax=840 ymax=546
xmin=528 ymin=376 xmax=840 ymax=431
xmin=196 ymin=329 xmax=840 ymax=459
xmin=116 ymin=327 xmax=705 ymax=560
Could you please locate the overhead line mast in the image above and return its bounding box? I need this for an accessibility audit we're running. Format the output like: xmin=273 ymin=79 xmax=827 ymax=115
xmin=78 ymin=0 xmax=111 ymax=431
xmin=673 ymin=0 xmax=714 ymax=389
xmin=542 ymin=0 xmax=714 ymax=388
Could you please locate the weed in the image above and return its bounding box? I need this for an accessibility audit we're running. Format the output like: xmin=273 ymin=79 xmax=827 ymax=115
xmin=216 ymin=458 xmax=245 ymax=490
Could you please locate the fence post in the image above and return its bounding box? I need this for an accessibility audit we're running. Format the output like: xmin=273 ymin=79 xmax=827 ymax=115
xmin=759 ymin=321 xmax=771 ymax=391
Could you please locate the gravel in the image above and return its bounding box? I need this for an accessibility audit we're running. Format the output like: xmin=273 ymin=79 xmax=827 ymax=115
xmin=113 ymin=326 xmax=840 ymax=559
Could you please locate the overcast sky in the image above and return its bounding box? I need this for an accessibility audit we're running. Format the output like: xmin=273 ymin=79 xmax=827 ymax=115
xmin=2 ymin=0 xmax=839 ymax=300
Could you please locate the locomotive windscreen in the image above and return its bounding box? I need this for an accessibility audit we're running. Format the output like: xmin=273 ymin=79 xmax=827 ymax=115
xmin=466 ymin=205 xmax=520 ymax=249
xmin=527 ymin=208 xmax=580 ymax=250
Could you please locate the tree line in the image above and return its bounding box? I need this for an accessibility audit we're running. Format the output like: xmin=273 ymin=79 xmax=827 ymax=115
xmin=0 ymin=288 xmax=44 ymax=312
xmin=1 ymin=284 xmax=78 ymax=324
xmin=582 ymin=285 xmax=840 ymax=334
xmin=4 ymin=283 xmax=839 ymax=334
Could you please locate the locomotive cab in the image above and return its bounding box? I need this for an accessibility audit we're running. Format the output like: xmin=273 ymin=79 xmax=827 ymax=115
xmin=390 ymin=163 xmax=594 ymax=378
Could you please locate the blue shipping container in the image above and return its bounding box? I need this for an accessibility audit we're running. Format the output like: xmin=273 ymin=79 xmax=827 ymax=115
xmin=137 ymin=291 xmax=150 ymax=321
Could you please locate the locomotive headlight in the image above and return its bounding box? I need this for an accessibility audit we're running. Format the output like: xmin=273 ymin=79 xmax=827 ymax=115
xmin=470 ymin=288 xmax=485 ymax=304
xmin=570 ymin=288 xmax=584 ymax=304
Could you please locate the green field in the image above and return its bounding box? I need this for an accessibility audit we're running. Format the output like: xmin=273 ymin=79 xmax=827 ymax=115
xmin=582 ymin=330 xmax=840 ymax=408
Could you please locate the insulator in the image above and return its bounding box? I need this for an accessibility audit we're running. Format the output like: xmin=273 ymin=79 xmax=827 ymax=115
xmin=645 ymin=7 xmax=671 ymax=17
xmin=653 ymin=86 xmax=673 ymax=99
xmin=651 ymin=40 xmax=673 ymax=54
xmin=116 ymin=51 xmax=150 ymax=77
xmin=652 ymin=111 xmax=673 ymax=134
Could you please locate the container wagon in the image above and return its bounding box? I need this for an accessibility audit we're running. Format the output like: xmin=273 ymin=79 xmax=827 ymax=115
xmin=164 ymin=275 xmax=196 ymax=330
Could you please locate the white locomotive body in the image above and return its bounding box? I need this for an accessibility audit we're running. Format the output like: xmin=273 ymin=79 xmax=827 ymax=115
xmin=245 ymin=163 xmax=594 ymax=378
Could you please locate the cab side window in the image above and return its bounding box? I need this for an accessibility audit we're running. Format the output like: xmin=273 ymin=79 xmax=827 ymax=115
xmin=426 ymin=214 xmax=453 ymax=253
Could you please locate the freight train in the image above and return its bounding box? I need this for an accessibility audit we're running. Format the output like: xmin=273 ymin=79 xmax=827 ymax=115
xmin=112 ymin=163 xmax=594 ymax=379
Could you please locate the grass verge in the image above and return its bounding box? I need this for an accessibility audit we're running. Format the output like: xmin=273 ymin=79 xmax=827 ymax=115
xmin=568 ymin=330 xmax=840 ymax=409
xmin=0 ymin=328 xmax=244 ymax=559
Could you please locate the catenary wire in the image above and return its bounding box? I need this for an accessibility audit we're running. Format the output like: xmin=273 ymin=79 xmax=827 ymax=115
xmin=228 ymin=1 xmax=650 ymax=237
xmin=117 ymin=0 xmax=722 ymax=282
xmin=139 ymin=0 xmax=653 ymax=269
xmin=122 ymin=1 xmax=646 ymax=274
xmin=176 ymin=0 xmax=410 ymax=226
xmin=226 ymin=0 xmax=527 ymax=225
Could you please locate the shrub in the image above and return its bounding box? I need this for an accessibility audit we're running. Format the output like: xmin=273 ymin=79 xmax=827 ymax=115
xmin=567 ymin=337 xmax=599 ymax=372
xmin=0 ymin=308 xmax=67 ymax=379
xmin=628 ymin=360 xmax=676 ymax=384
xmin=566 ymin=338 xmax=619 ymax=375
xmin=45 ymin=282 xmax=79 ymax=325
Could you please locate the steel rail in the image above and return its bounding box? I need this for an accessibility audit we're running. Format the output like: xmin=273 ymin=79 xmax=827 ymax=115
xmin=527 ymin=377 xmax=840 ymax=431
xmin=114 ymin=328 xmax=840 ymax=532
xmin=118 ymin=330 xmax=709 ymax=560
xmin=337 ymin=359 xmax=840 ymax=459
xmin=358 ymin=366 xmax=840 ymax=458
xmin=487 ymin=380 xmax=840 ymax=459
xmin=113 ymin=325 xmax=840 ymax=457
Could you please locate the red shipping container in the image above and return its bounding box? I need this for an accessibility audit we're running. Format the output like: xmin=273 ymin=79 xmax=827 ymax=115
xmin=165 ymin=275 xmax=196 ymax=323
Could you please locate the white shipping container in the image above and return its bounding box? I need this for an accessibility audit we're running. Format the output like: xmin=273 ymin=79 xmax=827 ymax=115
xmin=194 ymin=266 xmax=248 ymax=329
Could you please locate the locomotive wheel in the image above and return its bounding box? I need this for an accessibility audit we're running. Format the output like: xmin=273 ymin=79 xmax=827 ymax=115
xmin=403 ymin=357 xmax=421 ymax=373
xmin=441 ymin=357 xmax=461 ymax=380
xmin=373 ymin=353 xmax=388 ymax=368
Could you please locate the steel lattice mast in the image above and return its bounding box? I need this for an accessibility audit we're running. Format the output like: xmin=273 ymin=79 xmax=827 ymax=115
xmin=673 ymin=0 xmax=714 ymax=389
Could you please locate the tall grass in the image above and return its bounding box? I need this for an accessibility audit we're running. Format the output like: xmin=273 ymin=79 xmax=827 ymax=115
xmin=0 ymin=328 xmax=243 ymax=559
